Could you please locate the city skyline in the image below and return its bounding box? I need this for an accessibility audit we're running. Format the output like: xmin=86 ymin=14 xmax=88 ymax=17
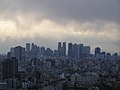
xmin=1 ymin=42 xmax=120 ymax=90
xmin=5 ymin=42 xmax=120 ymax=56
xmin=0 ymin=0 xmax=120 ymax=54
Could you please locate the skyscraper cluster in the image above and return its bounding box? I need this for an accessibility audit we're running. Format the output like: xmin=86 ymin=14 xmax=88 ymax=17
xmin=6 ymin=42 xmax=119 ymax=61
xmin=58 ymin=42 xmax=66 ymax=57
xmin=68 ymin=43 xmax=90 ymax=59
xmin=0 ymin=42 xmax=119 ymax=89
xmin=7 ymin=46 xmax=25 ymax=62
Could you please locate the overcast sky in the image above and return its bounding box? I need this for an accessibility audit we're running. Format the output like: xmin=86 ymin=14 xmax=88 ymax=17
xmin=0 ymin=0 xmax=120 ymax=54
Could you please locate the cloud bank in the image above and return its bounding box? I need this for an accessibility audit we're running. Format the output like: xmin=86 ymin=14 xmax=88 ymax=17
xmin=0 ymin=0 xmax=120 ymax=54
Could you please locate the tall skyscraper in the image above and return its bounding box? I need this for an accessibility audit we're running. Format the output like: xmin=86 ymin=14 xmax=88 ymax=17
xmin=58 ymin=42 xmax=66 ymax=57
xmin=26 ymin=43 xmax=30 ymax=52
xmin=34 ymin=45 xmax=38 ymax=57
xmin=22 ymin=47 xmax=26 ymax=61
xmin=68 ymin=42 xmax=73 ymax=59
xmin=58 ymin=42 xmax=62 ymax=57
xmin=63 ymin=42 xmax=66 ymax=57
xmin=54 ymin=50 xmax=59 ymax=57
xmin=45 ymin=48 xmax=53 ymax=57
xmin=10 ymin=47 xmax=15 ymax=57
xmin=26 ymin=43 xmax=31 ymax=59
xmin=40 ymin=46 xmax=45 ymax=56
xmin=2 ymin=57 xmax=18 ymax=79
xmin=72 ymin=43 xmax=79 ymax=59
xmin=95 ymin=47 xmax=101 ymax=56
xmin=83 ymin=46 xmax=90 ymax=57
xmin=31 ymin=43 xmax=38 ymax=58
xmin=14 ymin=46 xmax=25 ymax=62
xmin=78 ymin=44 xmax=84 ymax=59
xmin=31 ymin=43 xmax=35 ymax=57
xmin=58 ymin=42 xmax=61 ymax=49
xmin=14 ymin=46 xmax=22 ymax=61
xmin=7 ymin=52 xmax=12 ymax=59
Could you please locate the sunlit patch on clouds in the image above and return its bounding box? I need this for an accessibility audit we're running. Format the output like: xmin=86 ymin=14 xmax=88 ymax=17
xmin=0 ymin=15 xmax=120 ymax=52
xmin=0 ymin=15 xmax=119 ymax=54
xmin=0 ymin=15 xmax=119 ymax=42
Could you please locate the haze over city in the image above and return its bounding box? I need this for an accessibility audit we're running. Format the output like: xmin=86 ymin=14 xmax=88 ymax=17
xmin=0 ymin=0 xmax=120 ymax=54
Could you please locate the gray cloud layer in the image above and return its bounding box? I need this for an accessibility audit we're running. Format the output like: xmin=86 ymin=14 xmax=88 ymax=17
xmin=0 ymin=0 xmax=120 ymax=22
xmin=0 ymin=0 xmax=120 ymax=54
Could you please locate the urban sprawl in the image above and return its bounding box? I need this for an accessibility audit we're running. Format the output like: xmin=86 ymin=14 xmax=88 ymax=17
xmin=0 ymin=42 xmax=120 ymax=90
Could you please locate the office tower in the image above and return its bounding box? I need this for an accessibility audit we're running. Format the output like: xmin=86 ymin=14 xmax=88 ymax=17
xmin=54 ymin=50 xmax=59 ymax=57
xmin=40 ymin=46 xmax=45 ymax=56
xmin=31 ymin=43 xmax=38 ymax=58
xmin=68 ymin=42 xmax=73 ymax=59
xmin=112 ymin=53 xmax=118 ymax=60
xmin=2 ymin=57 xmax=18 ymax=79
xmin=14 ymin=46 xmax=22 ymax=61
xmin=45 ymin=48 xmax=53 ymax=57
xmin=37 ymin=46 xmax=41 ymax=58
xmin=101 ymin=52 xmax=106 ymax=57
xmin=113 ymin=53 xmax=118 ymax=57
xmin=7 ymin=52 xmax=12 ymax=59
xmin=22 ymin=47 xmax=26 ymax=61
xmin=83 ymin=46 xmax=90 ymax=57
xmin=37 ymin=46 xmax=40 ymax=55
xmin=26 ymin=43 xmax=30 ymax=52
xmin=106 ymin=53 xmax=111 ymax=56
xmin=58 ymin=42 xmax=61 ymax=51
xmin=78 ymin=44 xmax=83 ymax=59
xmin=31 ymin=43 xmax=35 ymax=57
xmin=7 ymin=48 xmax=15 ymax=59
xmin=26 ymin=43 xmax=31 ymax=59
xmin=95 ymin=47 xmax=101 ymax=56
xmin=72 ymin=43 xmax=79 ymax=59
xmin=106 ymin=53 xmax=111 ymax=59
xmin=58 ymin=42 xmax=62 ymax=57
xmin=34 ymin=45 xmax=38 ymax=57
xmin=14 ymin=46 xmax=25 ymax=62
xmin=99 ymin=52 xmax=106 ymax=59
xmin=10 ymin=47 xmax=15 ymax=57
xmin=58 ymin=42 xmax=66 ymax=57
xmin=63 ymin=42 xmax=66 ymax=57
xmin=31 ymin=43 xmax=34 ymax=51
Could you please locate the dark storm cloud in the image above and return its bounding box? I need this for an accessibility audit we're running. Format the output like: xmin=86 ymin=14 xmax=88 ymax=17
xmin=0 ymin=0 xmax=119 ymax=23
